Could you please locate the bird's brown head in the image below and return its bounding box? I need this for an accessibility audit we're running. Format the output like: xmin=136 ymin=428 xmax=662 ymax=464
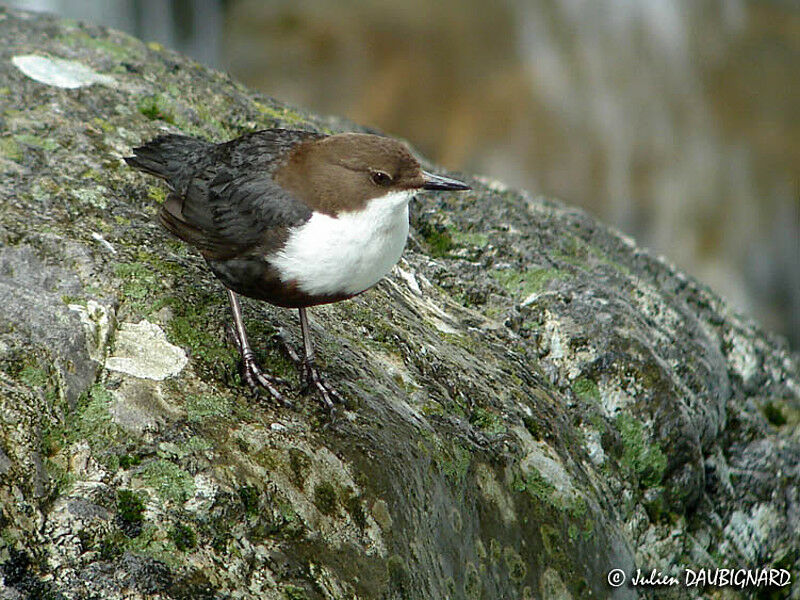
xmin=276 ymin=132 xmax=470 ymax=216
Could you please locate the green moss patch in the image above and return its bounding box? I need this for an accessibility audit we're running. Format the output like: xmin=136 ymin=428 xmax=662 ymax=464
xmin=147 ymin=185 xmax=167 ymax=205
xmin=343 ymin=489 xmax=367 ymax=529
xmin=169 ymin=523 xmax=197 ymax=551
xmin=492 ymin=267 xmax=567 ymax=298
xmin=138 ymin=459 xmax=195 ymax=503
xmin=254 ymin=101 xmax=308 ymax=127
xmin=451 ymin=230 xmax=489 ymax=248
xmin=283 ymin=584 xmax=310 ymax=600
xmin=503 ymin=545 xmax=527 ymax=582
xmin=162 ymin=290 xmax=241 ymax=384
xmin=238 ymin=485 xmax=260 ymax=516
xmin=113 ymin=259 xmax=169 ymax=317
xmin=464 ymin=561 xmax=481 ymax=598
xmin=137 ymin=95 xmax=176 ymax=124
xmin=615 ymin=413 xmax=667 ymax=488
xmin=418 ymin=223 xmax=455 ymax=258
xmin=288 ymin=448 xmax=312 ymax=489
xmin=571 ymin=377 xmax=600 ymax=403
xmin=386 ymin=555 xmax=410 ymax=595
xmin=185 ymin=394 xmax=231 ymax=423
xmin=469 ymin=407 xmax=506 ymax=435
xmin=18 ymin=365 xmax=49 ymax=388
xmin=60 ymin=31 xmax=138 ymax=61
xmin=417 ymin=434 xmax=472 ymax=485
xmin=61 ymin=384 xmax=126 ymax=467
xmin=0 ymin=136 xmax=23 ymax=161
xmin=762 ymin=400 xmax=788 ymax=427
xmin=14 ymin=133 xmax=59 ymax=152
xmin=313 ymin=481 xmax=338 ymax=516
xmin=512 ymin=467 xmax=556 ymax=504
xmin=116 ymin=489 xmax=145 ymax=537
xmin=439 ymin=443 xmax=471 ymax=485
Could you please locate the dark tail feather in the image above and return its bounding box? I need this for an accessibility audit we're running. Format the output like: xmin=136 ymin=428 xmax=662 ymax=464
xmin=124 ymin=134 xmax=212 ymax=187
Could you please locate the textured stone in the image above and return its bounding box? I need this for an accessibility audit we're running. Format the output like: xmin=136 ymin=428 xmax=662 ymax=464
xmin=105 ymin=320 xmax=188 ymax=380
xmin=0 ymin=7 xmax=797 ymax=600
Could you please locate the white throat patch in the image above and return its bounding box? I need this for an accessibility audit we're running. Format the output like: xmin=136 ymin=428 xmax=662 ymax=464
xmin=269 ymin=190 xmax=413 ymax=296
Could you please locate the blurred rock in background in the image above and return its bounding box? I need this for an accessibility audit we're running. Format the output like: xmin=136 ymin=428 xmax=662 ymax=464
xmin=8 ymin=0 xmax=799 ymax=349
xmin=9 ymin=0 xmax=223 ymax=67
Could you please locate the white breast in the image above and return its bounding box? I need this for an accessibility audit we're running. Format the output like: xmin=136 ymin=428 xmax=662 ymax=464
xmin=269 ymin=190 xmax=413 ymax=296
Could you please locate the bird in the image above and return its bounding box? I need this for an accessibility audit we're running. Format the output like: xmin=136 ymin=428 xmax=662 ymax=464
xmin=124 ymin=128 xmax=470 ymax=409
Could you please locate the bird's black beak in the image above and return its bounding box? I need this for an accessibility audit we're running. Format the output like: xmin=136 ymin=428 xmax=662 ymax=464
xmin=422 ymin=171 xmax=471 ymax=191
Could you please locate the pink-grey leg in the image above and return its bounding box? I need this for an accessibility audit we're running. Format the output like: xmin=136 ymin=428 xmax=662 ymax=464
xmin=226 ymin=289 xmax=290 ymax=406
xmin=297 ymin=307 xmax=342 ymax=410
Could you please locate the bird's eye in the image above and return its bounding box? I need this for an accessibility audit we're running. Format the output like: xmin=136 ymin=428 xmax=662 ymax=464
xmin=371 ymin=170 xmax=393 ymax=186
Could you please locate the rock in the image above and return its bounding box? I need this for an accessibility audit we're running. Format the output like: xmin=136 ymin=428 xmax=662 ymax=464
xmin=105 ymin=320 xmax=188 ymax=380
xmin=0 ymin=6 xmax=797 ymax=600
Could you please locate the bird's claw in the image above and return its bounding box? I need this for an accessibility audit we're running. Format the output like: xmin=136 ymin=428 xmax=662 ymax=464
xmin=274 ymin=328 xmax=301 ymax=363
xmin=232 ymin=325 xmax=342 ymax=412
xmin=301 ymin=359 xmax=343 ymax=411
xmin=242 ymin=353 xmax=293 ymax=408
xmin=276 ymin=329 xmax=343 ymax=410
xmin=228 ymin=324 xmax=292 ymax=407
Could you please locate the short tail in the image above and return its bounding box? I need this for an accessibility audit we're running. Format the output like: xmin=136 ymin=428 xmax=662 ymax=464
xmin=124 ymin=134 xmax=212 ymax=188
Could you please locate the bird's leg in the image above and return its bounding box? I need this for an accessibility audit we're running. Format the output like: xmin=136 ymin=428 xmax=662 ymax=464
xmin=297 ymin=307 xmax=342 ymax=410
xmin=226 ymin=289 xmax=289 ymax=405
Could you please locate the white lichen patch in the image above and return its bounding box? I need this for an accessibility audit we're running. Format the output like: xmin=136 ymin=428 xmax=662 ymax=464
xmin=514 ymin=429 xmax=578 ymax=502
xmin=90 ymin=231 xmax=117 ymax=254
xmin=720 ymin=503 xmax=782 ymax=564
xmin=184 ymin=473 xmax=221 ymax=515
xmin=539 ymin=567 xmax=574 ymax=600
xmin=43 ymin=494 xmax=112 ymax=571
xmin=598 ymin=386 xmax=636 ymax=417
xmin=373 ymin=350 xmax=418 ymax=390
xmin=393 ymin=264 xmax=422 ymax=295
xmin=384 ymin=276 xmax=461 ymax=334
xmin=72 ymin=186 xmax=110 ymax=209
xmin=472 ymin=174 xmax=509 ymax=193
xmin=105 ymin=320 xmax=187 ymax=380
xmin=12 ymin=55 xmax=115 ymax=89
xmin=69 ymin=300 xmax=113 ymax=363
xmin=724 ymin=329 xmax=759 ymax=385
xmin=474 ymin=463 xmax=517 ymax=525
xmin=68 ymin=440 xmax=108 ymax=485
xmin=580 ymin=424 xmax=606 ymax=466
xmin=539 ymin=310 xmax=567 ymax=361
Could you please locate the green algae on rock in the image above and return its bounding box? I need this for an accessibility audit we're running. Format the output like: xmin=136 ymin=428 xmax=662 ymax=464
xmin=0 ymin=6 xmax=798 ymax=600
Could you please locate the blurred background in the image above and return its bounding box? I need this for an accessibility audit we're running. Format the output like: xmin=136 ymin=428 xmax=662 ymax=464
xmin=8 ymin=0 xmax=799 ymax=349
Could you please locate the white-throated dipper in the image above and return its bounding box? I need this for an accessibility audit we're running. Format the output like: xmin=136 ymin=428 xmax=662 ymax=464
xmin=125 ymin=128 xmax=470 ymax=409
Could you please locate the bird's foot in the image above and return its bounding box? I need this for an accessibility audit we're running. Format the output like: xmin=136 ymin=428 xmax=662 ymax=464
xmin=274 ymin=328 xmax=302 ymax=363
xmin=274 ymin=328 xmax=343 ymax=411
xmin=227 ymin=324 xmax=292 ymax=407
xmin=300 ymin=359 xmax=343 ymax=411
xmin=241 ymin=352 xmax=293 ymax=408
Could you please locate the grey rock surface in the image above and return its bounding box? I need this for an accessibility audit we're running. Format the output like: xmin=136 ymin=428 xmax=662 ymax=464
xmin=0 ymin=7 xmax=798 ymax=600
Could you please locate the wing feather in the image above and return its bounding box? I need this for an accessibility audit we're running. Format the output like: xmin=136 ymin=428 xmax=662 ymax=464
xmin=150 ymin=129 xmax=323 ymax=259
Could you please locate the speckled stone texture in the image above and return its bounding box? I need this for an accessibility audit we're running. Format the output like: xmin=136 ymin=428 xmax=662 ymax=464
xmin=0 ymin=7 xmax=798 ymax=600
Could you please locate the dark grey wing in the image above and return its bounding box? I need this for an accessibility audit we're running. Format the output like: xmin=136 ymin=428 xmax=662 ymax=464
xmin=209 ymin=168 xmax=313 ymax=247
xmin=159 ymin=171 xmax=312 ymax=260
xmin=220 ymin=128 xmax=324 ymax=171
xmin=150 ymin=128 xmax=324 ymax=259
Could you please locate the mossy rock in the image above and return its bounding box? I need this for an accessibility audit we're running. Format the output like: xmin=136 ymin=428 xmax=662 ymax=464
xmin=0 ymin=6 xmax=798 ymax=600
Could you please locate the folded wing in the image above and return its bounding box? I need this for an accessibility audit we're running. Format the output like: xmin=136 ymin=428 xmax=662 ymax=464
xmin=126 ymin=130 xmax=321 ymax=260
